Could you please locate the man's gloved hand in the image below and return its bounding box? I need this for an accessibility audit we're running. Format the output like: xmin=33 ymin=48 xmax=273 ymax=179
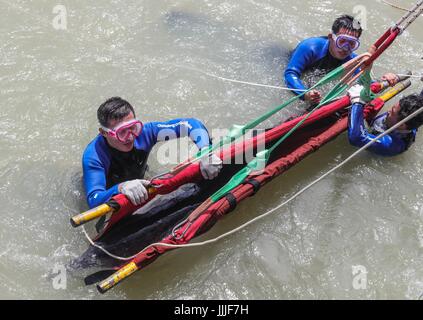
xmin=119 ymin=179 xmax=150 ymax=206
xmin=348 ymin=84 xmax=366 ymax=105
xmin=304 ymin=90 xmax=322 ymax=105
xmin=199 ymin=148 xmax=223 ymax=180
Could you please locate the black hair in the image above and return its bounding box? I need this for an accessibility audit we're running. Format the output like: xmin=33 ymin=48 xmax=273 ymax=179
xmin=332 ymin=15 xmax=363 ymax=37
xmin=398 ymin=94 xmax=423 ymax=130
xmin=97 ymin=97 xmax=136 ymax=127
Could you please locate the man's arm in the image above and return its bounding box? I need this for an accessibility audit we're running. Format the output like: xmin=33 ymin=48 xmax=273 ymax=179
xmin=142 ymin=118 xmax=212 ymax=150
xmin=142 ymin=118 xmax=222 ymax=180
xmin=284 ymin=40 xmax=316 ymax=98
xmin=348 ymin=103 xmax=406 ymax=156
xmin=82 ymin=152 xmax=119 ymax=209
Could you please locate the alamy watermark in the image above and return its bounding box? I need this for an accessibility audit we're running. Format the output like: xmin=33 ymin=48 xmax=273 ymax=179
xmin=352 ymin=5 xmax=368 ymax=31
xmin=154 ymin=126 xmax=266 ymax=173
xmin=52 ymin=5 xmax=67 ymax=30
xmin=352 ymin=265 xmax=368 ymax=290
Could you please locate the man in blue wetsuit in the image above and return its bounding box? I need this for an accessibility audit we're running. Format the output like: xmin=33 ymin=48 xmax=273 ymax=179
xmin=82 ymin=97 xmax=223 ymax=208
xmin=284 ymin=15 xmax=397 ymax=106
xmin=348 ymin=85 xmax=423 ymax=156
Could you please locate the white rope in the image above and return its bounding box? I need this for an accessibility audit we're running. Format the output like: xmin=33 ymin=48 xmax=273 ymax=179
xmin=81 ymin=226 xmax=139 ymax=261
xmin=396 ymin=73 xmax=423 ymax=79
xmin=171 ymin=64 xmax=307 ymax=92
xmin=82 ymin=104 xmax=423 ymax=261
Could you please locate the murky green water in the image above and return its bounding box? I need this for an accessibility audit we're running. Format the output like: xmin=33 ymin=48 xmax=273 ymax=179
xmin=0 ymin=0 xmax=422 ymax=299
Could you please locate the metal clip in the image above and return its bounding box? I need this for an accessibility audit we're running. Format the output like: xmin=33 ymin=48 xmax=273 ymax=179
xmin=171 ymin=219 xmax=191 ymax=240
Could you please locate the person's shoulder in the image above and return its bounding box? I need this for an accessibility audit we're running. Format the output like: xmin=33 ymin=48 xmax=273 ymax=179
xmin=298 ymin=36 xmax=328 ymax=48
xmin=135 ymin=122 xmax=156 ymax=149
xmin=83 ymin=135 xmax=106 ymax=162
xmin=140 ymin=121 xmax=152 ymax=129
xmin=139 ymin=121 xmax=156 ymax=136
xmin=294 ymin=36 xmax=328 ymax=57
xmin=83 ymin=135 xmax=99 ymax=154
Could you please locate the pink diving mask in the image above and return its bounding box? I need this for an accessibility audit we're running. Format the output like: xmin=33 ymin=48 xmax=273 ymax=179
xmin=101 ymin=119 xmax=143 ymax=143
xmin=332 ymin=33 xmax=361 ymax=52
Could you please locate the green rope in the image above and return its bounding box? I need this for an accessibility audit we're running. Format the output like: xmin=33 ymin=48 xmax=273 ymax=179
xmin=194 ymin=64 xmax=346 ymax=159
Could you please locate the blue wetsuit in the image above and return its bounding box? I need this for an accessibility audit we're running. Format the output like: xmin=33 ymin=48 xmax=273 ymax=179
xmin=284 ymin=37 xmax=357 ymax=98
xmin=348 ymin=103 xmax=416 ymax=156
xmin=82 ymin=118 xmax=211 ymax=208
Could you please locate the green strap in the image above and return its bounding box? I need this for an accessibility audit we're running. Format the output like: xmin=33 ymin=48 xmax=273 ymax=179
xmin=210 ymin=150 xmax=270 ymax=202
xmin=358 ymin=69 xmax=377 ymax=103
xmin=319 ymin=83 xmax=349 ymax=106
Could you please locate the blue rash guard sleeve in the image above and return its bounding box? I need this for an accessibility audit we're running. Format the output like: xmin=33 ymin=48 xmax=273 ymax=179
xmin=284 ymin=39 xmax=316 ymax=97
xmin=139 ymin=118 xmax=212 ymax=150
xmin=348 ymin=103 xmax=407 ymax=156
xmin=82 ymin=140 xmax=120 ymax=208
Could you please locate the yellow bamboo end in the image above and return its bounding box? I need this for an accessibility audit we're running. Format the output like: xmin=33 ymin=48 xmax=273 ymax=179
xmin=97 ymin=262 xmax=139 ymax=294
xmin=70 ymin=204 xmax=113 ymax=227
xmin=379 ymin=80 xmax=411 ymax=102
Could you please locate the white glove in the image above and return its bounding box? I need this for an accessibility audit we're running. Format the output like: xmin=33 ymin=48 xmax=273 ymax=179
xmin=119 ymin=179 xmax=150 ymax=206
xmin=199 ymin=149 xmax=223 ymax=180
xmin=348 ymin=84 xmax=365 ymax=105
